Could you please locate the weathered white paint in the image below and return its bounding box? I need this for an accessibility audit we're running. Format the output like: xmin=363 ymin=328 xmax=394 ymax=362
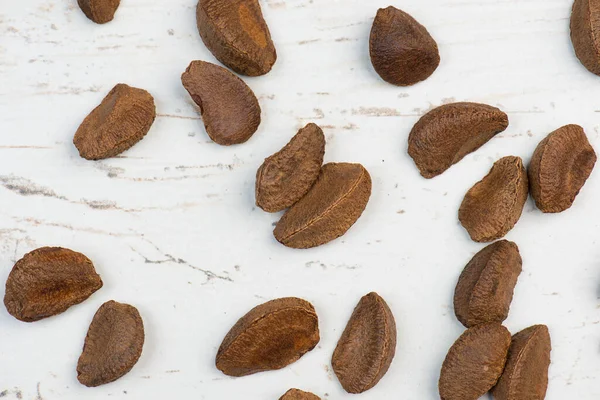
xmin=0 ymin=0 xmax=599 ymax=398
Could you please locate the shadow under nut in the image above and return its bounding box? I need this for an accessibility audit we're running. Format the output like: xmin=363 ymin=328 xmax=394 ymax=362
xmin=196 ymin=0 xmax=277 ymax=76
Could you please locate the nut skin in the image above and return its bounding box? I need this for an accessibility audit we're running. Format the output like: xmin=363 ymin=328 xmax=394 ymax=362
xmin=73 ymin=84 xmax=156 ymax=160
xmin=570 ymin=0 xmax=600 ymax=75
xmin=332 ymin=292 xmax=396 ymax=394
xmin=77 ymin=0 xmax=120 ymax=24
xmin=369 ymin=6 xmax=440 ymax=86
xmin=256 ymin=123 xmax=325 ymax=212
xmin=181 ymin=60 xmax=261 ymax=146
xmin=4 ymin=247 xmax=103 ymax=322
xmin=408 ymin=102 xmax=509 ymax=178
xmin=77 ymin=301 xmax=145 ymax=387
xmin=279 ymin=389 xmax=321 ymax=400
xmin=491 ymin=325 xmax=551 ymax=400
xmin=273 ymin=163 xmax=372 ymax=249
xmin=216 ymin=297 xmax=320 ymax=377
xmin=196 ymin=0 xmax=277 ymax=76
xmin=459 ymin=156 xmax=529 ymax=243
xmin=454 ymin=240 xmax=522 ymax=328
xmin=528 ymin=124 xmax=596 ymax=213
xmin=439 ymin=323 xmax=511 ymax=400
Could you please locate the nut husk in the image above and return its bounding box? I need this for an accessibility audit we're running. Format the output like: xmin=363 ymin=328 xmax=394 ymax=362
xmin=528 ymin=124 xmax=596 ymax=213
xmin=408 ymin=102 xmax=509 ymax=178
xmin=256 ymin=123 xmax=325 ymax=212
xmin=369 ymin=6 xmax=440 ymax=86
xmin=196 ymin=0 xmax=277 ymax=76
xmin=459 ymin=156 xmax=528 ymax=242
xmin=181 ymin=60 xmax=261 ymax=145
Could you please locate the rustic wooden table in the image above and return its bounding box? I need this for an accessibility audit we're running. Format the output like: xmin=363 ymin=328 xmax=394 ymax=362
xmin=1 ymin=0 xmax=599 ymax=398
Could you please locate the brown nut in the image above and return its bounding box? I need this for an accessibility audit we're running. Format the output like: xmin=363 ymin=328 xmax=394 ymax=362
xmin=369 ymin=6 xmax=440 ymax=86
xmin=256 ymin=123 xmax=325 ymax=212
xmin=454 ymin=240 xmax=522 ymax=328
xmin=77 ymin=301 xmax=145 ymax=387
xmin=491 ymin=325 xmax=551 ymax=400
xmin=279 ymin=389 xmax=321 ymax=400
xmin=528 ymin=124 xmax=596 ymax=213
xmin=408 ymin=102 xmax=509 ymax=178
xmin=196 ymin=0 xmax=277 ymax=76
xmin=570 ymin=0 xmax=600 ymax=75
xmin=332 ymin=292 xmax=396 ymax=394
xmin=77 ymin=0 xmax=120 ymax=24
xmin=4 ymin=247 xmax=103 ymax=322
xmin=216 ymin=297 xmax=320 ymax=377
xmin=74 ymin=84 xmax=156 ymax=160
xmin=181 ymin=60 xmax=261 ymax=145
xmin=274 ymin=163 xmax=372 ymax=249
xmin=439 ymin=323 xmax=511 ymax=400
xmin=459 ymin=156 xmax=528 ymax=242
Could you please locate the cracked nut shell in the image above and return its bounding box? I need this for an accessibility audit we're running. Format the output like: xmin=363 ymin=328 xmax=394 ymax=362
xmin=528 ymin=124 xmax=596 ymax=213
xmin=332 ymin=292 xmax=396 ymax=394
xmin=274 ymin=163 xmax=372 ymax=249
xmin=4 ymin=247 xmax=103 ymax=322
xmin=216 ymin=297 xmax=320 ymax=377
xmin=77 ymin=0 xmax=120 ymax=24
xmin=279 ymin=389 xmax=321 ymax=400
xmin=77 ymin=301 xmax=145 ymax=387
xmin=492 ymin=325 xmax=551 ymax=400
xmin=74 ymin=84 xmax=156 ymax=160
xmin=439 ymin=323 xmax=511 ymax=400
xmin=454 ymin=240 xmax=522 ymax=328
xmin=369 ymin=6 xmax=440 ymax=86
xmin=181 ymin=60 xmax=261 ymax=145
xmin=459 ymin=156 xmax=528 ymax=242
xmin=256 ymin=123 xmax=325 ymax=212
xmin=196 ymin=0 xmax=277 ymax=76
xmin=570 ymin=0 xmax=600 ymax=75
xmin=408 ymin=102 xmax=509 ymax=178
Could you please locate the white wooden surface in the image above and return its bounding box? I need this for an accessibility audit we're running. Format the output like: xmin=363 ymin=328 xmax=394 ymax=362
xmin=1 ymin=0 xmax=600 ymax=398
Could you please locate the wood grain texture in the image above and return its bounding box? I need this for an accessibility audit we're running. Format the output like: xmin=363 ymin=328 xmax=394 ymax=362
xmin=0 ymin=0 xmax=599 ymax=399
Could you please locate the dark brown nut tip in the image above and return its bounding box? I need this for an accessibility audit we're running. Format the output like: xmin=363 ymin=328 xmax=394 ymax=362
xmin=454 ymin=240 xmax=522 ymax=328
xmin=256 ymin=123 xmax=325 ymax=212
xmin=370 ymin=6 xmax=440 ymax=86
xmin=279 ymin=389 xmax=321 ymax=400
xmin=570 ymin=0 xmax=600 ymax=75
xmin=408 ymin=102 xmax=509 ymax=178
xmin=439 ymin=323 xmax=511 ymax=400
xmin=181 ymin=60 xmax=261 ymax=146
xmin=459 ymin=156 xmax=528 ymax=242
xmin=529 ymin=124 xmax=596 ymax=213
xmin=216 ymin=297 xmax=320 ymax=377
xmin=77 ymin=301 xmax=145 ymax=387
xmin=4 ymin=247 xmax=103 ymax=322
xmin=492 ymin=325 xmax=551 ymax=400
xmin=274 ymin=163 xmax=372 ymax=249
xmin=332 ymin=292 xmax=396 ymax=394
xmin=73 ymin=84 xmax=156 ymax=160
xmin=197 ymin=0 xmax=277 ymax=76
xmin=78 ymin=0 xmax=120 ymax=24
